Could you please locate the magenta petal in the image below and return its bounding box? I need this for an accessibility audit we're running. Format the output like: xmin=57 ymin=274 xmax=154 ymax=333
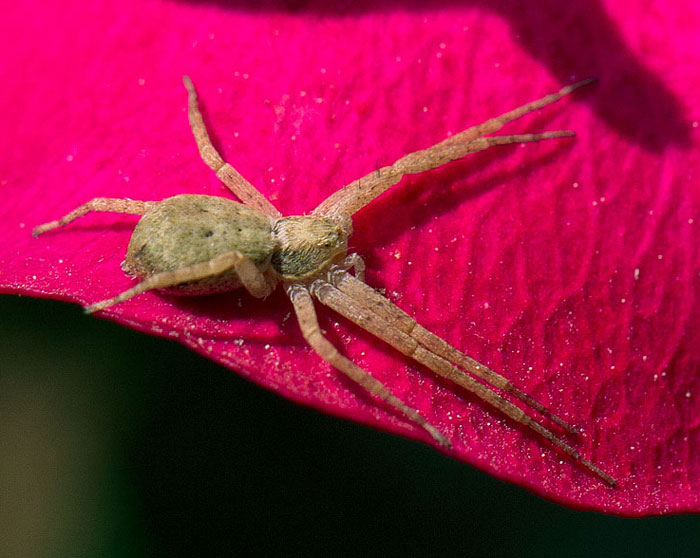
xmin=2 ymin=1 xmax=700 ymax=514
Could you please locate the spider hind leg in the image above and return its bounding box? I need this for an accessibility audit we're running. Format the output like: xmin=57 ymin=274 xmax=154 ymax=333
xmin=33 ymin=198 xmax=156 ymax=236
xmin=86 ymin=250 xmax=273 ymax=313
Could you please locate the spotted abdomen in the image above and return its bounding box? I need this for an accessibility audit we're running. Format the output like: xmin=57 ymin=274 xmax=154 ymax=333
xmin=124 ymin=194 xmax=274 ymax=294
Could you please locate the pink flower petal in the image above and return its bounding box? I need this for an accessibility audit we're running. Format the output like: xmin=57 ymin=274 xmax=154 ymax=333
xmin=2 ymin=0 xmax=699 ymax=514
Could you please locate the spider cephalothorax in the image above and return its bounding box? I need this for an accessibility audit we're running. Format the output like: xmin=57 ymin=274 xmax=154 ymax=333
xmin=34 ymin=76 xmax=614 ymax=486
xmin=271 ymin=214 xmax=351 ymax=281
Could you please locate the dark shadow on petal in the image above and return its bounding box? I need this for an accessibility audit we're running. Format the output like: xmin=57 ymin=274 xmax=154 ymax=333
xmin=182 ymin=0 xmax=690 ymax=152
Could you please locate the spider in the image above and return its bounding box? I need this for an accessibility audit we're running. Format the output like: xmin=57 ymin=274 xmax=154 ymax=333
xmin=34 ymin=76 xmax=615 ymax=486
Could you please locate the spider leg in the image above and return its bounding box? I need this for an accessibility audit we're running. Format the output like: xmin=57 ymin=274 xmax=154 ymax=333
xmin=331 ymin=267 xmax=579 ymax=435
xmin=313 ymin=78 xmax=593 ymax=217
xmin=33 ymin=198 xmax=156 ymax=236
xmin=315 ymin=130 xmax=573 ymax=217
xmin=86 ymin=250 xmax=273 ymax=313
xmin=183 ymin=76 xmax=282 ymax=218
xmin=310 ymin=278 xmax=616 ymax=486
xmin=440 ymin=78 xmax=594 ymax=147
xmin=287 ymin=283 xmax=451 ymax=448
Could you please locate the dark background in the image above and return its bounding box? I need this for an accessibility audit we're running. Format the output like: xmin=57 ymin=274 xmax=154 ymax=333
xmin=2 ymin=294 xmax=699 ymax=557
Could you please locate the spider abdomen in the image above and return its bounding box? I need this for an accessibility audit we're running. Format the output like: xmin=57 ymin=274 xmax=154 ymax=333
xmin=124 ymin=194 xmax=274 ymax=294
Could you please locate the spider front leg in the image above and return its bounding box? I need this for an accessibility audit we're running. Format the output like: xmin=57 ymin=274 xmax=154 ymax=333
xmin=87 ymin=250 xmax=273 ymax=313
xmin=33 ymin=198 xmax=156 ymax=236
xmin=286 ymin=283 xmax=450 ymax=448
xmin=309 ymin=276 xmax=616 ymax=486
xmin=313 ymin=79 xmax=593 ymax=217
xmin=330 ymin=268 xmax=578 ymax=434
